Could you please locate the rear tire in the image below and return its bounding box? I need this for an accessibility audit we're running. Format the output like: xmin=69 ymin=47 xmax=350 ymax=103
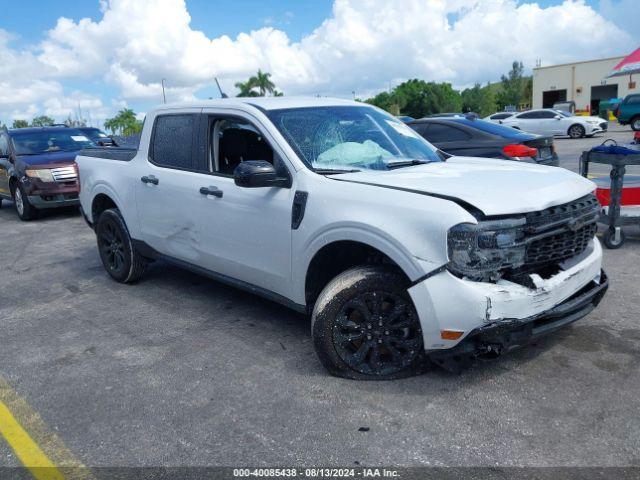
xmin=568 ymin=124 xmax=585 ymax=139
xmin=13 ymin=183 xmax=38 ymax=221
xmin=311 ymin=266 xmax=426 ymax=380
xmin=96 ymin=208 xmax=147 ymax=283
xmin=631 ymin=116 xmax=640 ymax=132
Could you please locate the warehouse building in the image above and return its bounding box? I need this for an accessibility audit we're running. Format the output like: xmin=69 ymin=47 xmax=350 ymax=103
xmin=532 ymin=56 xmax=638 ymax=115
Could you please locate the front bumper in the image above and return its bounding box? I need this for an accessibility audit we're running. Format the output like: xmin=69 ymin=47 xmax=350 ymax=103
xmin=27 ymin=193 xmax=79 ymax=209
xmin=408 ymin=238 xmax=604 ymax=354
xmin=429 ymin=270 xmax=608 ymax=371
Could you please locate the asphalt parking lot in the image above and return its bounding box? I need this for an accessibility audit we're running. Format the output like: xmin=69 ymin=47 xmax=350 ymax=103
xmin=1 ymin=128 xmax=640 ymax=471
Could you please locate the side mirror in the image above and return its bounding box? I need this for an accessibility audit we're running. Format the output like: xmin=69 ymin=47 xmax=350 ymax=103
xmin=234 ymin=160 xmax=289 ymax=188
xmin=554 ymin=115 xmax=562 ymax=120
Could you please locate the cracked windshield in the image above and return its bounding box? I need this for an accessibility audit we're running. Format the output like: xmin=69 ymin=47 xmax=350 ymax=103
xmin=267 ymin=106 xmax=442 ymax=171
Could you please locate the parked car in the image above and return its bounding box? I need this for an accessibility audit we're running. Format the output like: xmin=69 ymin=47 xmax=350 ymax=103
xmin=0 ymin=126 xmax=94 ymax=220
xmin=483 ymin=112 xmax=516 ymax=123
xmin=76 ymin=98 xmax=607 ymax=379
xmin=408 ymin=117 xmax=558 ymax=166
xmin=501 ymin=108 xmax=607 ymax=138
xmin=615 ymin=94 xmax=640 ymax=131
xmin=396 ymin=115 xmax=414 ymax=123
xmin=76 ymin=127 xmax=117 ymax=146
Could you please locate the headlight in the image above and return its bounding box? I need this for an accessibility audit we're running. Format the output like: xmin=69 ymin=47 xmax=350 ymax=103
xmin=25 ymin=168 xmax=55 ymax=182
xmin=447 ymin=219 xmax=527 ymax=281
xmin=586 ymin=120 xmax=600 ymax=125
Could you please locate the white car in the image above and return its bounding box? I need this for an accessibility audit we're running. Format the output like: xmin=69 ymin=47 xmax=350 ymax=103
xmin=501 ymin=109 xmax=608 ymax=138
xmin=76 ymin=97 xmax=608 ymax=379
xmin=483 ymin=112 xmax=516 ymax=123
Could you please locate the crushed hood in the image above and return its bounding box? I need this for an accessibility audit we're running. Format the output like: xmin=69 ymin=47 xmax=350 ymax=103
xmin=331 ymin=157 xmax=596 ymax=216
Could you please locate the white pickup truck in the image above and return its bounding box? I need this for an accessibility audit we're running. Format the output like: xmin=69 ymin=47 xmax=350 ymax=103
xmin=77 ymin=97 xmax=608 ymax=379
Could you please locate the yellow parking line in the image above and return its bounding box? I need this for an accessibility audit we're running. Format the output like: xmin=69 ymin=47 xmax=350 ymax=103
xmin=0 ymin=402 xmax=64 ymax=480
xmin=0 ymin=376 xmax=94 ymax=480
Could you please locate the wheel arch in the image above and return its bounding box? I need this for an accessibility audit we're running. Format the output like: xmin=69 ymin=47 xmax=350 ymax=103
xmin=567 ymin=123 xmax=585 ymax=136
xmin=91 ymin=193 xmax=120 ymax=224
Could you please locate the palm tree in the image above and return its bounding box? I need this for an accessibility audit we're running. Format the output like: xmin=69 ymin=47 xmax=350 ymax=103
xmin=234 ymin=79 xmax=259 ymax=97
xmin=250 ymin=70 xmax=275 ymax=96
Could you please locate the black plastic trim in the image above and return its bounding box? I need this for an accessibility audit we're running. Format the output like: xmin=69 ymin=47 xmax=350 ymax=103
xmin=131 ymin=239 xmax=308 ymax=314
xmin=291 ymin=191 xmax=308 ymax=229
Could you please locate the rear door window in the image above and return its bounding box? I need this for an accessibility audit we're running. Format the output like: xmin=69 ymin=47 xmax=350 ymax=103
xmin=149 ymin=114 xmax=201 ymax=171
xmin=516 ymin=111 xmax=539 ymax=119
xmin=422 ymin=123 xmax=471 ymax=142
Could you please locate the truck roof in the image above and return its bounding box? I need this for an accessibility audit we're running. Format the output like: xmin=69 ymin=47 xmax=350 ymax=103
xmin=153 ymin=96 xmax=360 ymax=113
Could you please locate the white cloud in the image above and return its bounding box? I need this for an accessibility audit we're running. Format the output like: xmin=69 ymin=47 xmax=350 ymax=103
xmin=0 ymin=0 xmax=635 ymax=124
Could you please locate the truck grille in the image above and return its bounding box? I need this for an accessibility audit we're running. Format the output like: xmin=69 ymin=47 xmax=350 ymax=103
xmin=522 ymin=194 xmax=599 ymax=269
xmin=50 ymin=166 xmax=77 ymax=182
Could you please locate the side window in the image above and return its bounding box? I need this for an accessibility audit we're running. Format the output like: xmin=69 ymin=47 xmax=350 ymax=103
xmin=409 ymin=123 xmax=429 ymax=137
xmin=0 ymin=134 xmax=8 ymax=157
xmin=209 ymin=117 xmax=275 ymax=176
xmin=150 ymin=114 xmax=197 ymax=170
xmin=516 ymin=111 xmax=538 ymax=119
xmin=492 ymin=113 xmax=510 ymax=120
xmin=423 ymin=123 xmax=471 ymax=142
xmin=538 ymin=111 xmax=557 ymax=119
xmin=626 ymin=95 xmax=640 ymax=105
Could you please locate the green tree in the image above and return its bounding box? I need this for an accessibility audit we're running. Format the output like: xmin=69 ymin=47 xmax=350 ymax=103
xmin=104 ymin=108 xmax=143 ymax=136
xmin=234 ymin=79 xmax=259 ymax=97
xmin=367 ymin=80 xmax=462 ymax=118
xmin=63 ymin=115 xmax=87 ymax=128
xmin=251 ymin=70 xmax=275 ymax=96
xmin=12 ymin=119 xmax=28 ymax=129
xmin=31 ymin=115 xmax=55 ymax=127
xmin=460 ymin=83 xmax=484 ymax=114
xmin=235 ymin=70 xmax=279 ymax=97
xmin=496 ymin=61 xmax=526 ymax=110
xmin=478 ymin=82 xmax=497 ymax=116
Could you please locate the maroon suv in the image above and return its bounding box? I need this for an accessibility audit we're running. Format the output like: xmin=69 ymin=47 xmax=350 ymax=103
xmin=0 ymin=126 xmax=95 ymax=220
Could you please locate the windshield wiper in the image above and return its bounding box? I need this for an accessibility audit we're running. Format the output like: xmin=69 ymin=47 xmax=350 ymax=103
xmin=314 ymin=168 xmax=361 ymax=175
xmin=385 ymin=159 xmax=434 ymax=169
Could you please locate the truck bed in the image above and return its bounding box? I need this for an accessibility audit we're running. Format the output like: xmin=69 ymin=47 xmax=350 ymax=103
xmin=79 ymin=147 xmax=137 ymax=162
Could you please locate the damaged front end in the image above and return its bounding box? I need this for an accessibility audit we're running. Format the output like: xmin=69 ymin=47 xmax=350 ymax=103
xmin=447 ymin=194 xmax=600 ymax=285
xmin=429 ymin=270 xmax=608 ymax=373
xmin=410 ymin=193 xmax=608 ymax=372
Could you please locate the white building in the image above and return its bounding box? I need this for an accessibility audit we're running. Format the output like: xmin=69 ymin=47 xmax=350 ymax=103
xmin=532 ymin=56 xmax=638 ymax=114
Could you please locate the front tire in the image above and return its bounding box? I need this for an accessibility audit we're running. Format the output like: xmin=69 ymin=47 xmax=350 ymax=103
xmin=631 ymin=116 xmax=640 ymax=132
xmin=13 ymin=183 xmax=38 ymax=221
xmin=311 ymin=266 xmax=426 ymax=380
xmin=96 ymin=208 xmax=147 ymax=283
xmin=568 ymin=124 xmax=585 ymax=139
xmin=603 ymin=228 xmax=625 ymax=249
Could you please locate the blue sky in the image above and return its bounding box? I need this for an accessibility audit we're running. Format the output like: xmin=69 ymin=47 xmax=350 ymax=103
xmin=0 ymin=0 xmax=636 ymax=127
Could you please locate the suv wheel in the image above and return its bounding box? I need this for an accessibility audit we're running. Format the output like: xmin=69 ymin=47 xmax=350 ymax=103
xmin=311 ymin=266 xmax=426 ymax=380
xmin=13 ymin=183 xmax=38 ymax=221
xmin=96 ymin=208 xmax=147 ymax=283
xmin=631 ymin=116 xmax=640 ymax=132
xmin=568 ymin=124 xmax=585 ymax=139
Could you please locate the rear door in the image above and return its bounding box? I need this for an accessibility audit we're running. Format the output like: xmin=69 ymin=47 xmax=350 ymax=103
xmin=508 ymin=111 xmax=542 ymax=134
xmin=414 ymin=122 xmax=474 ymax=156
xmin=0 ymin=133 xmax=11 ymax=199
xmin=135 ymin=110 xmax=207 ymax=263
xmin=537 ymin=109 xmax=562 ymax=135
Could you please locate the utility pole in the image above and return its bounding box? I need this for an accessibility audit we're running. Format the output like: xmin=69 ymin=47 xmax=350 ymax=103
xmin=161 ymin=79 xmax=167 ymax=104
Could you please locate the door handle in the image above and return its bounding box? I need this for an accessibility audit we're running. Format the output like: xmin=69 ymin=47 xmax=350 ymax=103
xmin=200 ymin=186 xmax=223 ymax=198
xmin=141 ymin=175 xmax=159 ymax=185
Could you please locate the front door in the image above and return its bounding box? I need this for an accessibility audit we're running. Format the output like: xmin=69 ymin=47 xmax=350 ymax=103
xmin=192 ymin=111 xmax=294 ymax=297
